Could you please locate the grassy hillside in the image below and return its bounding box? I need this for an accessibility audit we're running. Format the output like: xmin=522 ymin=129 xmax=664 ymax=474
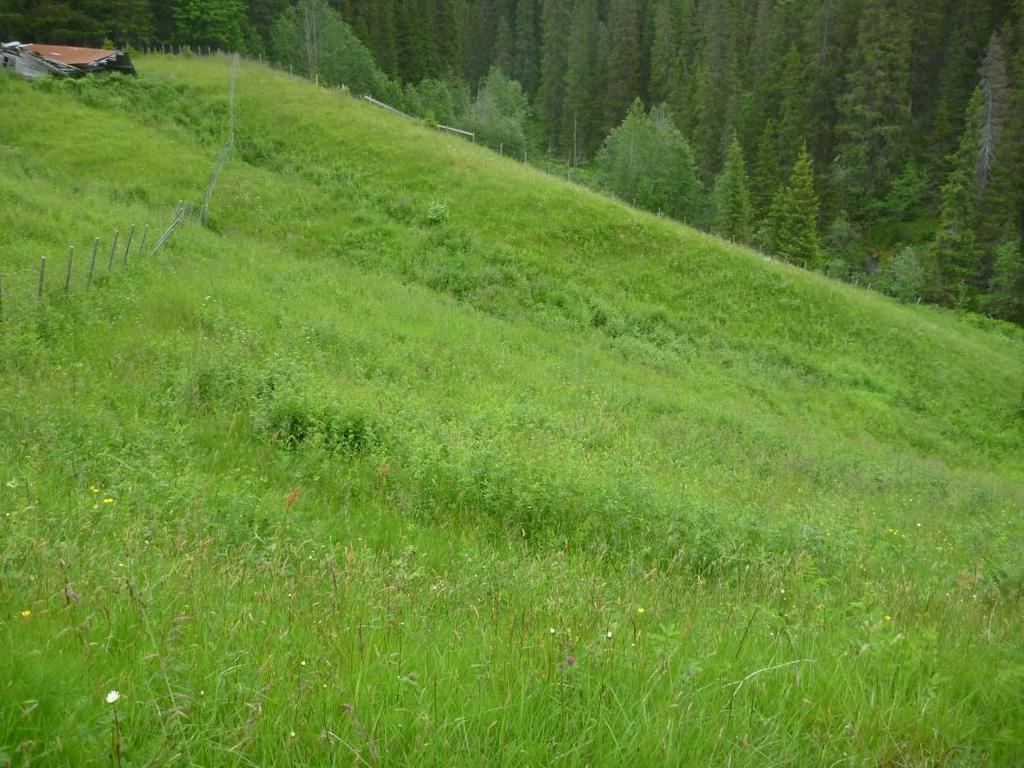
xmin=1 ymin=55 xmax=1023 ymax=766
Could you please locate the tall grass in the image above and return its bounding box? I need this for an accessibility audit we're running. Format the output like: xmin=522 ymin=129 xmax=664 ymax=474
xmin=0 ymin=57 xmax=1022 ymax=766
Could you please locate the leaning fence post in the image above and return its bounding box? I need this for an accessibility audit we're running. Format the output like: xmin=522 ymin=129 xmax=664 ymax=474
xmin=64 ymin=246 xmax=74 ymax=294
xmin=87 ymin=237 xmax=99 ymax=287
xmin=138 ymin=226 xmax=149 ymax=258
xmin=108 ymin=229 xmax=120 ymax=270
xmin=37 ymin=256 xmax=46 ymax=302
xmin=123 ymin=225 xmax=136 ymax=266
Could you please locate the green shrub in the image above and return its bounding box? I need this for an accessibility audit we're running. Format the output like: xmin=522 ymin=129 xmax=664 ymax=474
xmin=426 ymin=200 xmax=450 ymax=225
xmin=256 ymin=390 xmax=379 ymax=453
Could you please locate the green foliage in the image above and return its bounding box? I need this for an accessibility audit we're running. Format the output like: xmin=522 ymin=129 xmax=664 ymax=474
xmin=986 ymin=239 xmax=1024 ymax=321
xmin=768 ymin=145 xmax=821 ymax=268
xmin=425 ymin=199 xmax=450 ymax=225
xmin=270 ymin=0 xmax=379 ymax=94
xmin=878 ymin=163 xmax=930 ymax=223
xmin=713 ymin=133 xmax=752 ymax=244
xmin=257 ymin=390 xmax=379 ymax=453
xmin=173 ymin=0 xmax=249 ymax=52
xmin=460 ymin=66 xmax=532 ymax=156
xmin=561 ymin=0 xmax=606 ymax=161
xmin=535 ymin=0 xmax=571 ymax=151
xmin=822 ymin=210 xmax=866 ymax=276
xmin=604 ymin=0 xmax=642 ymax=128
xmin=512 ymin=0 xmax=539 ymax=94
xmin=750 ymin=119 xmax=783 ymax=242
xmin=836 ymin=0 xmax=913 ymax=201
xmin=408 ymin=76 xmax=469 ymax=126
xmin=595 ymin=99 xmax=703 ymax=223
xmin=933 ymin=88 xmax=984 ymax=304
xmin=889 ymin=246 xmax=927 ymax=303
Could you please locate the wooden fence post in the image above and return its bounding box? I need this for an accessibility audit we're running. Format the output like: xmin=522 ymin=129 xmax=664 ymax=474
xmin=123 ymin=225 xmax=136 ymax=266
xmin=108 ymin=229 xmax=120 ymax=270
xmin=64 ymin=245 xmax=74 ymax=294
xmin=37 ymin=256 xmax=46 ymax=301
xmin=87 ymin=237 xmax=98 ymax=287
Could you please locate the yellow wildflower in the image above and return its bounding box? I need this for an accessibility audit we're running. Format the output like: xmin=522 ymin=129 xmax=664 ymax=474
xmin=20 ymin=610 xmax=31 ymax=618
xmin=636 ymin=607 xmax=645 ymax=614
xmin=103 ymin=498 xmax=114 ymax=504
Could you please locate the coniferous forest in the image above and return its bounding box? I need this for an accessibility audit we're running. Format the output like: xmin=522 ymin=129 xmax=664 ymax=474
xmin=4 ymin=0 xmax=1024 ymax=321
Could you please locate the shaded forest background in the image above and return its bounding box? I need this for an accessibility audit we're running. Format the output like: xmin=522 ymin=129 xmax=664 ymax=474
xmin=3 ymin=0 xmax=1023 ymax=321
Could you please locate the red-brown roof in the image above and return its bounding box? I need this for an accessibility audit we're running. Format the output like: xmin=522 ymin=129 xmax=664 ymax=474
xmin=25 ymin=44 xmax=118 ymax=66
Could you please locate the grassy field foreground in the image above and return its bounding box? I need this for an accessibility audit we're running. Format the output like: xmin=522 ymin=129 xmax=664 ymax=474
xmin=1 ymin=55 xmax=1023 ymax=766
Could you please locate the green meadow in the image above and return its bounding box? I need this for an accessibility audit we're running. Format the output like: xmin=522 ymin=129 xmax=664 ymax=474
xmin=1 ymin=55 xmax=1023 ymax=766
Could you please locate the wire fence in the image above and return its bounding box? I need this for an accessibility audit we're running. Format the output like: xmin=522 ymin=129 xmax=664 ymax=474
xmin=136 ymin=45 xmax=482 ymax=144
xmin=0 ymin=45 xmax=500 ymax=326
xmin=200 ymin=54 xmax=239 ymax=225
xmin=0 ymin=53 xmax=238 ymax=327
xmin=0 ymin=201 xmax=187 ymax=325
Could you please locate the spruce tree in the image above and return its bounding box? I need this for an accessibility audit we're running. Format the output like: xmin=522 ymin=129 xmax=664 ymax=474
xmin=561 ymin=0 xmax=605 ymax=162
xmin=693 ymin=1 xmax=740 ymax=181
xmin=836 ymin=0 xmax=913 ymax=203
xmin=512 ymin=0 xmax=540 ymax=94
xmin=932 ymin=88 xmax=984 ymax=305
xmin=986 ymin=239 xmax=1024 ymax=321
xmin=978 ymin=30 xmax=1010 ymax=196
xmin=493 ymin=14 xmax=515 ymax=76
xmin=977 ymin=27 xmax=1018 ymax=247
xmin=768 ymin=145 xmax=822 ymax=268
xmin=804 ymin=0 xmax=860 ymax=175
xmin=750 ymin=120 xmax=783 ymax=224
xmin=713 ymin=133 xmax=753 ymax=243
xmin=929 ymin=1 xmax=991 ymax=170
xmin=394 ymin=0 xmax=437 ymax=82
xmin=605 ymin=0 xmax=643 ymax=129
xmin=432 ymin=0 xmax=460 ymax=77
xmin=536 ymin=0 xmax=571 ymax=152
xmin=647 ymin=0 xmax=676 ymax=105
xmin=777 ymin=44 xmax=808 ymax=168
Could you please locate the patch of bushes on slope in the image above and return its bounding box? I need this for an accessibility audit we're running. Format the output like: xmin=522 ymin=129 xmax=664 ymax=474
xmin=179 ymin=356 xmax=380 ymax=455
xmin=391 ymin=431 xmax=851 ymax=579
xmin=178 ymin=355 xmax=846 ymax=578
xmin=35 ymin=74 xmax=226 ymax=146
xmin=254 ymin=390 xmax=378 ymax=453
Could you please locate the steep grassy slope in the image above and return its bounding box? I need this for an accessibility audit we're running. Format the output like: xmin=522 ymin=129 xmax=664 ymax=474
xmin=1 ymin=56 xmax=1023 ymax=766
